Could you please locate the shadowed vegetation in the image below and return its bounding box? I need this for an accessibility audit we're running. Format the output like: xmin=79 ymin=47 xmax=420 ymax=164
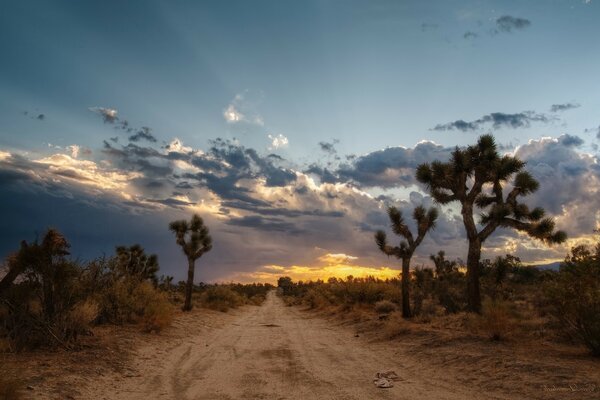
xmin=169 ymin=214 xmax=213 ymax=311
xmin=416 ymin=134 xmax=566 ymax=312
xmin=0 ymin=229 xmax=173 ymax=351
xmin=375 ymin=205 xmax=438 ymax=318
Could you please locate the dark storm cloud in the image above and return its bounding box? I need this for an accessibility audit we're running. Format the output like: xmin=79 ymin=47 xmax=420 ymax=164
xmin=225 ymin=215 xmax=304 ymax=234
xmin=558 ymin=134 xmax=584 ymax=147
xmin=335 ymin=141 xmax=454 ymax=188
xmin=304 ymin=164 xmax=339 ymax=184
xmin=496 ymin=15 xmax=531 ymax=32
xmin=220 ymin=200 xmax=344 ymax=218
xmin=550 ymin=103 xmax=580 ymax=113
xmin=433 ymin=111 xmax=552 ymax=132
xmin=515 ymin=134 xmax=599 ymax=235
xmin=146 ymin=197 xmax=196 ymax=208
xmin=129 ymin=127 xmax=157 ymax=143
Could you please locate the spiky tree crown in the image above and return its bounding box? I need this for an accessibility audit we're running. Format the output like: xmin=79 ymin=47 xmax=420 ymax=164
xmin=169 ymin=214 xmax=213 ymax=261
xmin=375 ymin=205 xmax=438 ymax=259
xmin=416 ymin=134 xmax=566 ymax=244
xmin=115 ymin=244 xmax=159 ymax=283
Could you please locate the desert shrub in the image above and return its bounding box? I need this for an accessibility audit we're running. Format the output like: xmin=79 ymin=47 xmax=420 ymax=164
xmin=0 ymin=231 xmax=174 ymax=350
xmin=476 ymin=299 xmax=517 ymax=341
xmin=199 ymin=286 xmax=244 ymax=312
xmin=229 ymin=283 xmax=273 ymax=300
xmin=374 ymin=300 xmax=397 ymax=314
xmin=60 ymin=300 xmax=99 ymax=341
xmin=304 ymin=288 xmax=332 ymax=309
xmin=436 ymin=283 xmax=464 ymax=314
xmin=96 ymin=279 xmax=172 ymax=328
xmin=141 ymin=291 xmax=173 ymax=333
xmin=0 ymin=373 xmax=22 ymax=400
xmin=545 ymin=242 xmax=600 ymax=356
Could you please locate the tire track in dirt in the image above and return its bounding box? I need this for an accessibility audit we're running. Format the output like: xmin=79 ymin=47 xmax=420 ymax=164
xmin=85 ymin=292 xmax=511 ymax=400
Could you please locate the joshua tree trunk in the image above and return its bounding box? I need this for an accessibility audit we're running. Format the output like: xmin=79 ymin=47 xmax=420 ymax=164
xmin=466 ymin=239 xmax=482 ymax=313
xmin=401 ymin=256 xmax=412 ymax=318
xmin=183 ymin=258 xmax=195 ymax=311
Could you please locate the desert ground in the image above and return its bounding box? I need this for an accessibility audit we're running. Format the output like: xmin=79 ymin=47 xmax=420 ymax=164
xmin=6 ymin=290 xmax=597 ymax=400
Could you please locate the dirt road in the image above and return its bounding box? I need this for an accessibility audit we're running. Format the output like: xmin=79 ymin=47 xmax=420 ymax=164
xmin=86 ymin=291 xmax=509 ymax=400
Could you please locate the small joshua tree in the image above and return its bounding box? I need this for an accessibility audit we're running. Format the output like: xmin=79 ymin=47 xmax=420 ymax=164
xmin=375 ymin=205 xmax=438 ymax=318
xmin=169 ymin=214 xmax=212 ymax=311
xmin=416 ymin=134 xmax=566 ymax=313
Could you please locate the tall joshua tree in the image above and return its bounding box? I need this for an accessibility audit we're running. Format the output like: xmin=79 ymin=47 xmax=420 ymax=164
xmin=169 ymin=214 xmax=212 ymax=311
xmin=375 ymin=205 xmax=438 ymax=318
xmin=416 ymin=134 xmax=566 ymax=313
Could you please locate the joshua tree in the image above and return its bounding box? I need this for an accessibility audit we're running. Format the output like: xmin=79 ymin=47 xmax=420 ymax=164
xmin=430 ymin=250 xmax=458 ymax=277
xmin=375 ymin=205 xmax=438 ymax=318
xmin=416 ymin=134 xmax=566 ymax=313
xmin=114 ymin=244 xmax=159 ymax=284
xmin=169 ymin=214 xmax=212 ymax=311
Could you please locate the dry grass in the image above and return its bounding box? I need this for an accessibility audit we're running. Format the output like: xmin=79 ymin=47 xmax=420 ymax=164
xmin=142 ymin=292 xmax=173 ymax=333
xmin=374 ymin=300 xmax=397 ymax=314
xmin=0 ymin=379 xmax=22 ymax=400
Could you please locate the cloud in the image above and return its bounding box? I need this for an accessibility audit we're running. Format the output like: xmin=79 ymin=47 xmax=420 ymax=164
xmin=129 ymin=127 xmax=157 ymax=143
xmin=463 ymin=31 xmax=478 ymax=39
xmin=496 ymin=15 xmax=531 ymax=33
xmin=432 ymin=110 xmax=552 ymax=132
xmin=514 ymin=134 xmax=600 ymax=237
xmin=225 ymin=215 xmax=303 ymax=234
xmin=583 ymin=125 xmax=600 ymax=139
xmin=335 ymin=141 xmax=454 ymax=188
xmin=223 ymin=104 xmax=244 ymax=123
xmin=318 ymin=253 xmax=358 ymax=265
xmin=420 ymin=23 xmax=438 ymax=32
xmin=319 ymin=139 xmax=339 ymax=155
xmin=268 ymin=134 xmax=289 ymax=150
xmin=89 ymin=107 xmax=118 ymax=123
xmin=223 ymin=93 xmax=264 ymax=126
xmin=550 ymin=103 xmax=580 ymax=113
xmin=558 ymin=134 xmax=584 ymax=147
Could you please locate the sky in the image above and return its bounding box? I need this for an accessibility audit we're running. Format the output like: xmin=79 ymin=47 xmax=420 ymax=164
xmin=1 ymin=0 xmax=599 ymax=283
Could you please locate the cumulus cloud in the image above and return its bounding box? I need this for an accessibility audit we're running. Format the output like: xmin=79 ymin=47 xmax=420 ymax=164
xmin=550 ymin=103 xmax=580 ymax=113
xmin=514 ymin=134 xmax=600 ymax=237
xmin=89 ymin=107 xmax=118 ymax=123
xmin=496 ymin=15 xmax=531 ymax=32
xmin=223 ymin=93 xmax=264 ymax=126
xmin=433 ymin=110 xmax=552 ymax=132
xmin=335 ymin=141 xmax=454 ymax=188
xmin=268 ymin=134 xmax=289 ymax=150
xmin=223 ymin=104 xmax=244 ymax=123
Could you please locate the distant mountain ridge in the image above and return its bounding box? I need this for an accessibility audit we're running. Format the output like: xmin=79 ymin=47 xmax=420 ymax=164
xmin=529 ymin=261 xmax=562 ymax=271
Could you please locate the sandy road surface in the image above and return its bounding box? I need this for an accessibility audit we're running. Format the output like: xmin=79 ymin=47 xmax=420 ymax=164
xmin=87 ymin=291 xmax=510 ymax=400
